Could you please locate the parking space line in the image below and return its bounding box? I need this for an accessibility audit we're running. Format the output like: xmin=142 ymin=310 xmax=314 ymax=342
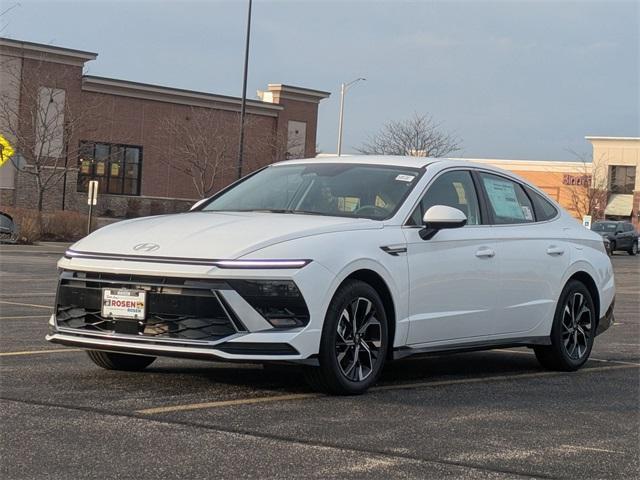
xmin=0 ymin=300 xmax=52 ymax=309
xmin=0 ymin=348 xmax=82 ymax=357
xmin=0 ymin=315 xmax=50 ymax=320
xmin=492 ymin=348 xmax=640 ymax=366
xmin=137 ymin=393 xmax=320 ymax=415
xmin=136 ymin=363 xmax=637 ymax=415
xmin=0 ymin=293 xmax=55 ymax=298
xmin=560 ymin=444 xmax=624 ymax=455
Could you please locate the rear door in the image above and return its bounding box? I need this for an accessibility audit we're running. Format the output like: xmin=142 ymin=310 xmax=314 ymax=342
xmin=476 ymin=172 xmax=569 ymax=335
xmin=403 ymin=169 xmax=500 ymax=345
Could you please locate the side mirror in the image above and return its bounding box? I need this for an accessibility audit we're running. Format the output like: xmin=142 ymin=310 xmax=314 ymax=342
xmin=419 ymin=205 xmax=467 ymax=240
xmin=190 ymin=198 xmax=209 ymax=211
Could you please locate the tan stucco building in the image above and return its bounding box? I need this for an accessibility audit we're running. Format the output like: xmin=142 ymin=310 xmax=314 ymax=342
xmin=586 ymin=136 xmax=640 ymax=226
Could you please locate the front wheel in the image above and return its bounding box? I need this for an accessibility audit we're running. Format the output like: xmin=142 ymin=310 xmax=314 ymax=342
xmin=87 ymin=350 xmax=156 ymax=371
xmin=534 ymin=280 xmax=595 ymax=371
xmin=304 ymin=280 xmax=388 ymax=395
xmin=628 ymin=241 xmax=638 ymax=256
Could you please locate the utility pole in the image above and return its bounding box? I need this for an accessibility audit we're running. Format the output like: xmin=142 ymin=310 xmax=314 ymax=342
xmin=61 ymin=123 xmax=70 ymax=210
xmin=336 ymin=77 xmax=365 ymax=156
xmin=236 ymin=0 xmax=253 ymax=179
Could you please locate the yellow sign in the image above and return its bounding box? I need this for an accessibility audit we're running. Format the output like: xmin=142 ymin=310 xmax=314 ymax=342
xmin=0 ymin=134 xmax=15 ymax=167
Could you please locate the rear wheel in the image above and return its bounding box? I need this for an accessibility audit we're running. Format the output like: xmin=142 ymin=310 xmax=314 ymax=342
xmin=534 ymin=280 xmax=595 ymax=371
xmin=86 ymin=350 xmax=156 ymax=371
xmin=628 ymin=241 xmax=638 ymax=256
xmin=304 ymin=280 xmax=388 ymax=395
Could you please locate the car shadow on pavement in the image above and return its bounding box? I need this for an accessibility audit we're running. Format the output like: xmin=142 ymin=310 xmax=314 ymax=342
xmin=138 ymin=349 xmax=544 ymax=393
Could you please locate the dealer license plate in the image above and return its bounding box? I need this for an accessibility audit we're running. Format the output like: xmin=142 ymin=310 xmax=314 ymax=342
xmin=102 ymin=289 xmax=147 ymax=320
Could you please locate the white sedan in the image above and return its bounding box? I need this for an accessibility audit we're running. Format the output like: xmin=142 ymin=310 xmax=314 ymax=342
xmin=47 ymin=156 xmax=615 ymax=394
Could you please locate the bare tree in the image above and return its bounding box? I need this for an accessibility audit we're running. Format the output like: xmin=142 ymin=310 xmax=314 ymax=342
xmin=357 ymin=113 xmax=461 ymax=158
xmin=158 ymin=108 xmax=236 ymax=199
xmin=564 ymin=151 xmax=608 ymax=220
xmin=0 ymin=56 xmax=99 ymax=212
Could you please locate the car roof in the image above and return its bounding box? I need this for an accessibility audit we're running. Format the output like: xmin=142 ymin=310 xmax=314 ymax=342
xmin=273 ymin=155 xmax=439 ymax=168
xmin=272 ymin=155 xmax=536 ymax=181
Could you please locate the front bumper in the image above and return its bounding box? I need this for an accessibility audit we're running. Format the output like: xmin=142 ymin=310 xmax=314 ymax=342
xmin=46 ymin=327 xmax=310 ymax=362
xmin=46 ymin=262 xmax=333 ymax=363
xmin=596 ymin=298 xmax=615 ymax=336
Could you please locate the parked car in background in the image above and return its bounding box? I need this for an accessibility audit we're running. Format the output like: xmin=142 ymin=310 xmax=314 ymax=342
xmin=47 ymin=157 xmax=616 ymax=394
xmin=0 ymin=212 xmax=18 ymax=244
xmin=592 ymin=221 xmax=638 ymax=256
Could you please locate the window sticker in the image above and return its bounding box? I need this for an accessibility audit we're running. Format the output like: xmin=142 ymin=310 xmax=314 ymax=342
xmin=521 ymin=205 xmax=533 ymax=221
xmin=483 ymin=177 xmax=524 ymax=219
xmin=395 ymin=174 xmax=415 ymax=182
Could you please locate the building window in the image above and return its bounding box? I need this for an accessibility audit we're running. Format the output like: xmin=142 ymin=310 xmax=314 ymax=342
xmin=77 ymin=141 xmax=142 ymax=195
xmin=609 ymin=165 xmax=636 ymax=194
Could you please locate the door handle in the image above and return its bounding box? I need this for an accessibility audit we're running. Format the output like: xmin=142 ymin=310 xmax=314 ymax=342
xmin=475 ymin=248 xmax=495 ymax=258
xmin=546 ymin=246 xmax=565 ymax=256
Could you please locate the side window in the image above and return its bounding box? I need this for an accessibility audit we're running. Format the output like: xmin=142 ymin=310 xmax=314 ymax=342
xmin=409 ymin=170 xmax=481 ymax=226
xmin=525 ymin=186 xmax=558 ymax=221
xmin=479 ymin=173 xmax=534 ymax=225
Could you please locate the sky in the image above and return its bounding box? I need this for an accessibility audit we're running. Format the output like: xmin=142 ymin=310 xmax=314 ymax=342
xmin=2 ymin=0 xmax=638 ymax=160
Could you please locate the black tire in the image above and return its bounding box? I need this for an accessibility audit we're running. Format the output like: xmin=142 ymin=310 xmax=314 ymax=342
xmin=86 ymin=350 xmax=156 ymax=371
xmin=304 ymin=280 xmax=388 ymax=395
xmin=628 ymin=241 xmax=638 ymax=256
xmin=534 ymin=280 xmax=595 ymax=371
xmin=609 ymin=240 xmax=616 ymax=254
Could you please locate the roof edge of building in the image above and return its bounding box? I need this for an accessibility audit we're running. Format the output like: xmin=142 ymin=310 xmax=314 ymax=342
xmin=0 ymin=37 xmax=97 ymax=66
xmin=447 ymin=157 xmax=593 ymax=173
xmin=82 ymin=75 xmax=285 ymax=117
xmin=585 ymin=136 xmax=640 ymax=141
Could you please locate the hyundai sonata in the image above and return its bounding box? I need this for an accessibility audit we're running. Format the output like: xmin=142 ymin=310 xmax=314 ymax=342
xmin=47 ymin=156 xmax=615 ymax=394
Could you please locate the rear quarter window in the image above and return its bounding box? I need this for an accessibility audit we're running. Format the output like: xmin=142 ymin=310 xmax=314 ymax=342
xmin=525 ymin=186 xmax=558 ymax=221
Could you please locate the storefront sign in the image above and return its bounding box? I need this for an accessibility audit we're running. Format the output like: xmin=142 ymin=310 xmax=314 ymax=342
xmin=563 ymin=174 xmax=591 ymax=186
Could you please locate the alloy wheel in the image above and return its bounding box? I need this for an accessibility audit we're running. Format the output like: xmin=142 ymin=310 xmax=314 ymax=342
xmin=561 ymin=292 xmax=592 ymax=360
xmin=335 ymin=297 xmax=382 ymax=382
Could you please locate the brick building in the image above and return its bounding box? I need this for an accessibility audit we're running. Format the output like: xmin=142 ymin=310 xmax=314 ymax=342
xmin=0 ymin=37 xmax=329 ymax=217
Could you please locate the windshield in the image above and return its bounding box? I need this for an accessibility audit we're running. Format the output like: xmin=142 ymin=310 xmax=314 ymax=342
xmin=201 ymin=163 xmax=422 ymax=220
xmin=592 ymin=222 xmax=617 ymax=232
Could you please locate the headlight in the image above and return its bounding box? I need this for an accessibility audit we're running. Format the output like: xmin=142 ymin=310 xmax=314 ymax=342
xmin=228 ymin=279 xmax=310 ymax=328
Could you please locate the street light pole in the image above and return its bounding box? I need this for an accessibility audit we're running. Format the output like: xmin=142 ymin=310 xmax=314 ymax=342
xmin=336 ymin=77 xmax=365 ymax=156
xmin=236 ymin=0 xmax=252 ymax=179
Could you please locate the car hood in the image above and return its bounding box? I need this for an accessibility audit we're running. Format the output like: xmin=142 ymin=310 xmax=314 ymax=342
xmin=70 ymin=211 xmax=380 ymax=259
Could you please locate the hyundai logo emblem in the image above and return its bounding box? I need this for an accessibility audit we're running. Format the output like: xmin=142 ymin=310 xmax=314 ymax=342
xmin=132 ymin=243 xmax=160 ymax=252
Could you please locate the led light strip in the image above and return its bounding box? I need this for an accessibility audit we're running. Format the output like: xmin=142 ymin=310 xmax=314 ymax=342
xmin=212 ymin=259 xmax=311 ymax=269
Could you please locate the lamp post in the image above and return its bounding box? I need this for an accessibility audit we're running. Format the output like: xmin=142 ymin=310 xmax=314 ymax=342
xmin=337 ymin=77 xmax=365 ymax=156
xmin=236 ymin=0 xmax=253 ymax=179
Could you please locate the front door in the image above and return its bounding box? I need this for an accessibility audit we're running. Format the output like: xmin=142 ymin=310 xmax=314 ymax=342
xmin=403 ymin=169 xmax=500 ymax=345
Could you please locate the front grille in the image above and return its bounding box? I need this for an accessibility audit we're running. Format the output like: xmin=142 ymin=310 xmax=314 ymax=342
xmin=55 ymin=271 xmax=244 ymax=343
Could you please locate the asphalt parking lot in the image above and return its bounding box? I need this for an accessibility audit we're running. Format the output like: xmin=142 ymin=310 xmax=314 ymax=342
xmin=0 ymin=244 xmax=638 ymax=479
